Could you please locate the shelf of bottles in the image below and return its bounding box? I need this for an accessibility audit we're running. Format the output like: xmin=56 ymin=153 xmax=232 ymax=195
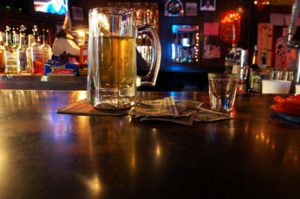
xmin=103 ymin=2 xmax=159 ymax=66
xmin=171 ymin=25 xmax=200 ymax=64
xmin=0 ymin=25 xmax=52 ymax=75
xmin=106 ymin=2 xmax=159 ymax=32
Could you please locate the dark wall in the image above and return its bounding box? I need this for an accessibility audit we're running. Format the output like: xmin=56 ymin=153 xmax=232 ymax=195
xmin=70 ymin=0 xmax=252 ymax=72
xmin=1 ymin=0 xmax=291 ymax=91
xmin=71 ymin=0 xmax=254 ymax=90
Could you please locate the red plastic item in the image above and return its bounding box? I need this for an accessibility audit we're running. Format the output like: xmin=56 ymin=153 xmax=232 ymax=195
xmin=270 ymin=94 xmax=300 ymax=116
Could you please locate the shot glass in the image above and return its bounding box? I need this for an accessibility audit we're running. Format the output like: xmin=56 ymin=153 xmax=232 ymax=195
xmin=208 ymin=73 xmax=239 ymax=112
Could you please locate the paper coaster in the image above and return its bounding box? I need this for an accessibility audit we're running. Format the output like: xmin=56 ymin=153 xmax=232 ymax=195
xmin=57 ymin=99 xmax=129 ymax=116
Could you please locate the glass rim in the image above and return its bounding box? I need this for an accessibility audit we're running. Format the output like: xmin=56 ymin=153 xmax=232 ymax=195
xmin=89 ymin=7 xmax=133 ymax=14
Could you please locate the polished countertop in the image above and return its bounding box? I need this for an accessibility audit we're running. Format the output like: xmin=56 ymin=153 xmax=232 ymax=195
xmin=0 ymin=90 xmax=299 ymax=199
xmin=0 ymin=74 xmax=87 ymax=90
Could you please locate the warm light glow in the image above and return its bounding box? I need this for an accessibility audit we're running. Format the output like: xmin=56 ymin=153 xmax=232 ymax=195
xmin=237 ymin=7 xmax=244 ymax=13
xmin=76 ymin=91 xmax=87 ymax=101
xmin=77 ymin=30 xmax=85 ymax=38
xmin=130 ymin=153 xmax=136 ymax=171
xmin=155 ymin=145 xmax=161 ymax=157
xmin=86 ymin=175 xmax=102 ymax=196
xmin=254 ymin=0 xmax=270 ymax=8
xmin=221 ymin=11 xmax=241 ymax=24
xmin=294 ymin=156 xmax=298 ymax=161
xmin=0 ymin=151 xmax=7 ymax=178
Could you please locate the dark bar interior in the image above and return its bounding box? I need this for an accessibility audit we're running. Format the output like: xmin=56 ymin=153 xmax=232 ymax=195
xmin=0 ymin=0 xmax=300 ymax=198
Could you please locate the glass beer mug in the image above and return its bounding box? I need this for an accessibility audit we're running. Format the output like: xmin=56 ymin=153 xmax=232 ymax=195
xmin=87 ymin=7 xmax=161 ymax=111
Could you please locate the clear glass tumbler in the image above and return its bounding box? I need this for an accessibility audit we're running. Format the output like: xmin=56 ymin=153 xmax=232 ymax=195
xmin=208 ymin=73 xmax=239 ymax=112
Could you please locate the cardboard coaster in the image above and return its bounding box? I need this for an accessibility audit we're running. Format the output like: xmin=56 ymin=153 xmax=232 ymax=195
xmin=57 ymin=99 xmax=129 ymax=116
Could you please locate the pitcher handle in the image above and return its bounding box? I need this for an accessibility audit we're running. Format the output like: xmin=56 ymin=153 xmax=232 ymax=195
xmin=137 ymin=26 xmax=161 ymax=87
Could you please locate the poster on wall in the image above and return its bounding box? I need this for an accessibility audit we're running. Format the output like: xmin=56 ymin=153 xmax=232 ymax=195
xmin=257 ymin=23 xmax=273 ymax=67
xmin=72 ymin=7 xmax=84 ymax=21
xmin=270 ymin=13 xmax=285 ymax=26
xmin=257 ymin=23 xmax=273 ymax=50
xmin=202 ymin=36 xmax=221 ymax=59
xmin=204 ymin=22 xmax=219 ymax=36
xmin=185 ymin=2 xmax=197 ymax=16
xmin=200 ymin=0 xmax=216 ymax=11
xmin=274 ymin=28 xmax=297 ymax=69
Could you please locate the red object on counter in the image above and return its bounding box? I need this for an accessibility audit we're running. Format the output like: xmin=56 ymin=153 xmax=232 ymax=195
xmin=52 ymin=69 xmax=74 ymax=74
xmin=270 ymin=95 xmax=300 ymax=116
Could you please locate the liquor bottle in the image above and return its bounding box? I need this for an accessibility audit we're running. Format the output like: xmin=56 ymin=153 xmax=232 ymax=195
xmin=251 ymin=45 xmax=258 ymax=70
xmin=248 ymin=46 xmax=262 ymax=93
xmin=0 ymin=32 xmax=5 ymax=73
xmin=17 ymin=25 xmax=28 ymax=73
xmin=247 ymin=45 xmax=257 ymax=92
xmin=26 ymin=34 xmax=34 ymax=74
xmin=258 ymin=50 xmax=267 ymax=71
xmin=4 ymin=26 xmax=18 ymax=74
xmin=237 ymin=49 xmax=248 ymax=94
xmin=41 ymin=29 xmax=52 ymax=63
xmin=12 ymin=27 xmax=20 ymax=48
xmin=30 ymin=25 xmax=43 ymax=74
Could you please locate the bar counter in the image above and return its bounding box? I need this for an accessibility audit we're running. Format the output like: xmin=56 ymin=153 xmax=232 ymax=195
xmin=0 ymin=90 xmax=299 ymax=198
xmin=0 ymin=75 xmax=87 ymax=90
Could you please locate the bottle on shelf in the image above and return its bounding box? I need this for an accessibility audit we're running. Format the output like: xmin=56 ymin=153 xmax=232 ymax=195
xmin=11 ymin=28 xmax=16 ymax=48
xmin=26 ymin=34 xmax=34 ymax=74
xmin=17 ymin=25 xmax=28 ymax=74
xmin=248 ymin=45 xmax=262 ymax=93
xmin=30 ymin=25 xmax=43 ymax=74
xmin=12 ymin=27 xmax=20 ymax=49
xmin=237 ymin=49 xmax=248 ymax=94
xmin=0 ymin=31 xmax=5 ymax=73
xmin=251 ymin=45 xmax=258 ymax=70
xmin=41 ymin=29 xmax=52 ymax=63
xmin=258 ymin=50 xmax=267 ymax=71
xmin=4 ymin=26 xmax=18 ymax=74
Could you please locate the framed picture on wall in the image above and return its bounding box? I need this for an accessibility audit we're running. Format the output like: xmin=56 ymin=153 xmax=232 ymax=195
xmin=185 ymin=2 xmax=197 ymax=16
xmin=200 ymin=0 xmax=216 ymax=11
xmin=165 ymin=0 xmax=184 ymax=17
xmin=72 ymin=6 xmax=84 ymax=21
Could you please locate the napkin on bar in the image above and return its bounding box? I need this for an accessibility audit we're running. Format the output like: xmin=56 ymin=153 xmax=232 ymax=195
xmin=57 ymin=96 xmax=233 ymax=125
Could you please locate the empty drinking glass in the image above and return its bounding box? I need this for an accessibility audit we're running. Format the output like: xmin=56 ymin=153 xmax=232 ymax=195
xmin=208 ymin=73 xmax=239 ymax=112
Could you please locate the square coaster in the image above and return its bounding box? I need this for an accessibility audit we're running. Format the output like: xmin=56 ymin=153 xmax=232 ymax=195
xmin=57 ymin=99 xmax=129 ymax=116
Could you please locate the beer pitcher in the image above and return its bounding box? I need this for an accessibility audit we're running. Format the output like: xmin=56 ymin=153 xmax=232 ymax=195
xmin=87 ymin=7 xmax=161 ymax=111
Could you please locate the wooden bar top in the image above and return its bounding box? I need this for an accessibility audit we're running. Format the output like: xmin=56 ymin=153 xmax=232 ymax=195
xmin=0 ymin=90 xmax=299 ymax=198
xmin=0 ymin=75 xmax=87 ymax=90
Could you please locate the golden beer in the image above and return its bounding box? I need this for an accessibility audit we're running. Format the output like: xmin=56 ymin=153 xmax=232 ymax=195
xmin=93 ymin=36 xmax=137 ymax=109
